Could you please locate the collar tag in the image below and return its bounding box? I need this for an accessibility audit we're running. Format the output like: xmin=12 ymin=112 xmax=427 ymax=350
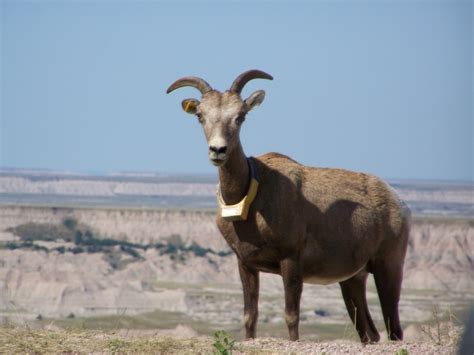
xmin=217 ymin=158 xmax=259 ymax=221
xmin=218 ymin=178 xmax=259 ymax=221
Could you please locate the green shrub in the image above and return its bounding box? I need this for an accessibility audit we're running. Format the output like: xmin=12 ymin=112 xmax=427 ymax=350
xmin=3 ymin=222 xmax=232 ymax=270
xmin=165 ymin=234 xmax=184 ymax=248
xmin=70 ymin=246 xmax=84 ymax=254
xmin=212 ymin=330 xmax=235 ymax=355
xmin=7 ymin=222 xmax=74 ymax=242
xmin=63 ymin=218 xmax=78 ymax=231
xmin=3 ymin=241 xmax=48 ymax=253
xmin=188 ymin=242 xmax=212 ymax=257
xmin=120 ymin=245 xmax=141 ymax=259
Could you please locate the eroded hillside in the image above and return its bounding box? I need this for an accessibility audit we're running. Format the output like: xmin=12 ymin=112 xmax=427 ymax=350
xmin=0 ymin=205 xmax=472 ymax=338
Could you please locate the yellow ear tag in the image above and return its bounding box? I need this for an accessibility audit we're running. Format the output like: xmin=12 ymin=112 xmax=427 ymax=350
xmin=184 ymin=101 xmax=196 ymax=113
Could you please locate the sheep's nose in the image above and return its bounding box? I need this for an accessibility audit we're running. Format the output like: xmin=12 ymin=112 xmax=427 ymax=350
xmin=209 ymin=145 xmax=227 ymax=155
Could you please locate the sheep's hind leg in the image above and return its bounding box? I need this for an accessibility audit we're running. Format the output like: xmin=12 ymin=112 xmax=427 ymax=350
xmin=339 ymin=270 xmax=380 ymax=343
xmin=281 ymin=256 xmax=303 ymax=341
xmin=372 ymin=257 xmax=404 ymax=341
xmin=238 ymin=260 xmax=259 ymax=339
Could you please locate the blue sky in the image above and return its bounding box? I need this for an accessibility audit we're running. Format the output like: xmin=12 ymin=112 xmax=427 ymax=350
xmin=1 ymin=0 xmax=472 ymax=181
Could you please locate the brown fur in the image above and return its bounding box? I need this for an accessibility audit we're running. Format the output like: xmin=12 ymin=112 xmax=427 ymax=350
xmin=168 ymin=75 xmax=410 ymax=343
xmin=217 ymin=153 xmax=410 ymax=342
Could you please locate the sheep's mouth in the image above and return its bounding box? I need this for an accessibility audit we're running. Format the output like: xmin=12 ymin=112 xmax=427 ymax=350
xmin=210 ymin=157 xmax=226 ymax=166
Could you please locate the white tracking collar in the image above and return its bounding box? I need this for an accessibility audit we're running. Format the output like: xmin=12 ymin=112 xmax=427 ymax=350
xmin=217 ymin=158 xmax=259 ymax=221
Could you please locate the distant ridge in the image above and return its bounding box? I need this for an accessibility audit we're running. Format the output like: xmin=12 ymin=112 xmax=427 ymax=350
xmin=0 ymin=169 xmax=472 ymax=217
xmin=0 ymin=167 xmax=217 ymax=184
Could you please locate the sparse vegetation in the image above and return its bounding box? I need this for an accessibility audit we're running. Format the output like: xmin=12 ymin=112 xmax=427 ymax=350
xmin=1 ymin=240 xmax=49 ymax=252
xmin=0 ymin=327 xmax=214 ymax=354
xmin=2 ymin=219 xmax=231 ymax=270
xmin=0 ymin=325 xmax=462 ymax=354
xmin=420 ymin=306 xmax=462 ymax=346
xmin=63 ymin=217 xmax=78 ymax=231
xmin=212 ymin=330 xmax=236 ymax=355
xmin=6 ymin=222 xmax=74 ymax=242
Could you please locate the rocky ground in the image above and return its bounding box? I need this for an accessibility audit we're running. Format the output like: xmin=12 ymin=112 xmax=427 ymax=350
xmin=0 ymin=325 xmax=463 ymax=354
xmin=239 ymin=337 xmax=458 ymax=354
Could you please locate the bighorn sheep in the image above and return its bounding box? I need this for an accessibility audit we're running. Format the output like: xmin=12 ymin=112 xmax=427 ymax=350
xmin=167 ymin=70 xmax=410 ymax=343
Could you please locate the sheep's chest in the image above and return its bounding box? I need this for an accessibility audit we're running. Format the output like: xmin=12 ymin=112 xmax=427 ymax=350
xmin=216 ymin=212 xmax=287 ymax=273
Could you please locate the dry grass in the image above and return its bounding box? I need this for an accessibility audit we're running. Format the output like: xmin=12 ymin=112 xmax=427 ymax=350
xmin=0 ymin=305 xmax=465 ymax=354
xmin=420 ymin=306 xmax=463 ymax=347
xmin=0 ymin=326 xmax=214 ymax=354
xmin=0 ymin=325 xmax=463 ymax=354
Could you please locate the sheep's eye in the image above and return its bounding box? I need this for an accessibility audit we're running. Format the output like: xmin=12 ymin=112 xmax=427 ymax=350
xmin=196 ymin=113 xmax=204 ymax=123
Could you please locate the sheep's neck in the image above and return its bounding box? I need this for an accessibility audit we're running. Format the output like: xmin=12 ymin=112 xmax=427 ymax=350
xmin=218 ymin=143 xmax=250 ymax=205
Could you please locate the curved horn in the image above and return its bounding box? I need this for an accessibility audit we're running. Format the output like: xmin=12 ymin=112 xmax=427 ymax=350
xmin=229 ymin=70 xmax=273 ymax=94
xmin=166 ymin=77 xmax=213 ymax=95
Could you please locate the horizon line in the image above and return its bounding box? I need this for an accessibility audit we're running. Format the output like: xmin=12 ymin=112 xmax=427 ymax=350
xmin=0 ymin=166 xmax=472 ymax=185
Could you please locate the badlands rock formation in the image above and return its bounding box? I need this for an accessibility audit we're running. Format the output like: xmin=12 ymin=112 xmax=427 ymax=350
xmin=0 ymin=205 xmax=472 ymax=327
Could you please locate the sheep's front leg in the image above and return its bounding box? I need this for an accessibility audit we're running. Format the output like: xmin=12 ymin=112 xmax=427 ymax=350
xmin=238 ymin=260 xmax=259 ymax=339
xmin=281 ymin=256 xmax=303 ymax=341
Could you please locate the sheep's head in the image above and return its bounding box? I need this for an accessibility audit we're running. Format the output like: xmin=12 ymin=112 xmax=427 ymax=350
xmin=167 ymin=70 xmax=273 ymax=167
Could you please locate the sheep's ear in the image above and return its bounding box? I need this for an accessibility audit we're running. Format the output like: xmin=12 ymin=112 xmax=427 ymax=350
xmin=244 ymin=90 xmax=265 ymax=111
xmin=181 ymin=99 xmax=200 ymax=115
